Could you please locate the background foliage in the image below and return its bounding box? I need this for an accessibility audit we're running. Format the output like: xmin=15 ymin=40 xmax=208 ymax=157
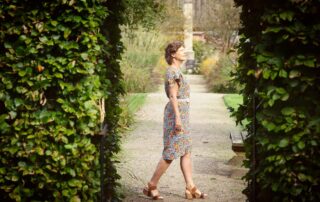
xmin=200 ymin=52 xmax=239 ymax=93
xmin=233 ymin=0 xmax=320 ymax=201
xmin=0 ymin=0 xmax=125 ymax=201
xmin=120 ymin=26 xmax=168 ymax=93
xmin=116 ymin=0 xmax=170 ymax=139
xmin=124 ymin=0 xmax=165 ymax=30
xmin=190 ymin=0 xmax=241 ymax=92
xmin=195 ymin=0 xmax=240 ymax=52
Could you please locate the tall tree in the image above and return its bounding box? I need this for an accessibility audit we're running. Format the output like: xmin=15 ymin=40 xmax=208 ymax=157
xmin=196 ymin=0 xmax=241 ymax=51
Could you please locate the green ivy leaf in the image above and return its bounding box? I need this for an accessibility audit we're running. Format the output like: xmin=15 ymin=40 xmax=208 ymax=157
xmin=67 ymin=168 xmax=76 ymax=177
xmin=4 ymin=42 xmax=12 ymax=49
xmin=51 ymin=21 xmax=58 ymax=27
xmin=80 ymin=53 xmax=88 ymax=60
xmin=11 ymin=175 xmax=19 ymax=182
xmin=18 ymin=70 xmax=27 ymax=77
xmin=310 ymin=140 xmax=317 ymax=146
xmin=0 ymin=167 xmax=6 ymax=174
xmin=8 ymin=111 xmax=17 ymax=119
xmin=281 ymin=93 xmax=289 ymax=101
xmin=281 ymin=107 xmax=295 ymax=116
xmin=257 ymin=55 xmax=268 ymax=63
xmin=279 ymin=11 xmax=294 ymax=21
xmin=264 ymin=26 xmax=282 ymax=33
xmin=63 ymin=28 xmax=72 ymax=39
xmin=70 ymin=195 xmax=81 ymax=202
xmin=263 ymin=69 xmax=271 ymax=79
xmin=304 ymin=59 xmax=315 ymax=68
xmin=297 ymin=141 xmax=305 ymax=149
xmin=262 ymin=120 xmax=276 ymax=131
xmin=39 ymin=36 xmax=48 ymax=43
xmin=272 ymin=93 xmax=281 ymax=101
xmin=54 ymin=73 xmax=63 ymax=78
xmin=275 ymin=87 xmax=286 ymax=94
xmin=289 ymin=70 xmax=301 ymax=78
xmin=279 ymin=69 xmax=287 ymax=78
xmin=68 ymin=179 xmax=81 ymax=187
xmin=279 ymin=139 xmax=289 ymax=148
xmin=297 ymin=173 xmax=307 ymax=182
xmin=62 ymin=189 xmax=69 ymax=197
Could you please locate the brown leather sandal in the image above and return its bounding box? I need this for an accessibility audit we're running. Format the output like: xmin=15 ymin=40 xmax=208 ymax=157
xmin=185 ymin=185 xmax=207 ymax=200
xmin=143 ymin=182 xmax=164 ymax=200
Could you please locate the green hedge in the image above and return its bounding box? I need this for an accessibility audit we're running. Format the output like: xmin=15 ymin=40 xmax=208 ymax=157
xmin=234 ymin=0 xmax=320 ymax=201
xmin=0 ymin=0 xmax=124 ymax=201
xmin=100 ymin=1 xmax=126 ymax=200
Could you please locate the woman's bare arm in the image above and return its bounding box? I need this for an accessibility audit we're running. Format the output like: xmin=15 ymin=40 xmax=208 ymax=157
xmin=168 ymin=81 xmax=182 ymax=131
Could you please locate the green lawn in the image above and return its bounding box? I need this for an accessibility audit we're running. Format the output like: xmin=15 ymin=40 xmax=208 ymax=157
xmin=127 ymin=93 xmax=147 ymax=114
xmin=223 ymin=94 xmax=249 ymax=128
xmin=223 ymin=94 xmax=243 ymax=111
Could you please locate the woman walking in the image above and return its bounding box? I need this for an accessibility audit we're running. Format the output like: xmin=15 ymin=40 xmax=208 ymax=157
xmin=143 ymin=41 xmax=207 ymax=200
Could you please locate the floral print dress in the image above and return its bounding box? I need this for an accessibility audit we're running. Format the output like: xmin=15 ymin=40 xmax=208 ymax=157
xmin=163 ymin=67 xmax=192 ymax=160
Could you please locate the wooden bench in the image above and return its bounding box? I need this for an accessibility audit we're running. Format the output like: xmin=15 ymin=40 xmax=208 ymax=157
xmin=229 ymin=131 xmax=248 ymax=153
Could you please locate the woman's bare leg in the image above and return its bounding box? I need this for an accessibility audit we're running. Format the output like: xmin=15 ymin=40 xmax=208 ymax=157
xmin=180 ymin=152 xmax=194 ymax=188
xmin=149 ymin=158 xmax=172 ymax=186
xmin=180 ymin=152 xmax=207 ymax=198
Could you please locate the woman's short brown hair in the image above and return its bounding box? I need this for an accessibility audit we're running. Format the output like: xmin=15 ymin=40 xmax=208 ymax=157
xmin=165 ymin=41 xmax=184 ymax=65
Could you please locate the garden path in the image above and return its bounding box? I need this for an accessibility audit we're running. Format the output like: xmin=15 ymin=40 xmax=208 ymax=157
xmin=118 ymin=74 xmax=247 ymax=202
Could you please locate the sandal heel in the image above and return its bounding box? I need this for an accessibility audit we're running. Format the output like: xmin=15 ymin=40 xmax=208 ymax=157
xmin=185 ymin=190 xmax=193 ymax=200
xmin=143 ymin=188 xmax=150 ymax=197
xmin=142 ymin=183 xmax=164 ymax=200
xmin=194 ymin=192 xmax=201 ymax=199
xmin=185 ymin=185 xmax=207 ymax=199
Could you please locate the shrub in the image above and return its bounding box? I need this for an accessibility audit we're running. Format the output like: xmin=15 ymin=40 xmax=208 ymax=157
xmin=120 ymin=60 xmax=151 ymax=93
xmin=193 ymin=41 xmax=215 ymax=74
xmin=199 ymin=54 xmax=219 ymax=77
xmin=193 ymin=40 xmax=214 ymax=64
xmin=200 ymin=53 xmax=239 ymax=93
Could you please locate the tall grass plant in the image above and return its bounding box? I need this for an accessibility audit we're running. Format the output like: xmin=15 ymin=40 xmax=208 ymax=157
xmin=118 ymin=93 xmax=147 ymax=134
xmin=120 ymin=26 xmax=168 ymax=93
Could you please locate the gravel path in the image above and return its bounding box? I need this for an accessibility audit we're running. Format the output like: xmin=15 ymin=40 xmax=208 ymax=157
xmin=117 ymin=74 xmax=247 ymax=202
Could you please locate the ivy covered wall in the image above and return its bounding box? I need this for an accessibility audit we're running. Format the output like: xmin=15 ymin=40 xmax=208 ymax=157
xmin=234 ymin=0 xmax=320 ymax=201
xmin=0 ymin=0 xmax=125 ymax=201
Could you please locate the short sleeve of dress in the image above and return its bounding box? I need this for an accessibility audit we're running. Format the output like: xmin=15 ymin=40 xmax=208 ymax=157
xmin=166 ymin=68 xmax=181 ymax=88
